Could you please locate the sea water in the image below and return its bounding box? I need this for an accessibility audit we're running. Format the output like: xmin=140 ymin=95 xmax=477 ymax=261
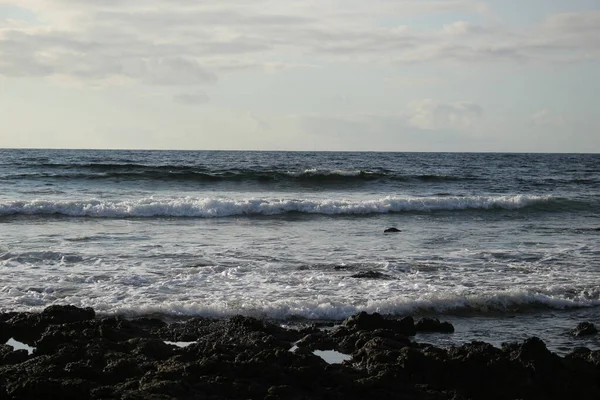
xmin=1 ymin=149 xmax=599 ymax=353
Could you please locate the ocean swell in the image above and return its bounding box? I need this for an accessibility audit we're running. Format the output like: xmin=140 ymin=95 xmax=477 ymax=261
xmin=0 ymin=195 xmax=556 ymax=218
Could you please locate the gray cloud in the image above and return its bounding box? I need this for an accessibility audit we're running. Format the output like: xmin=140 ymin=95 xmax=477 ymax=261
xmin=1 ymin=1 xmax=598 ymax=88
xmin=531 ymin=109 xmax=566 ymax=127
xmin=296 ymin=109 xmax=480 ymax=151
xmin=409 ymin=100 xmax=484 ymax=130
xmin=173 ymin=91 xmax=210 ymax=105
xmin=127 ymin=58 xmax=218 ymax=86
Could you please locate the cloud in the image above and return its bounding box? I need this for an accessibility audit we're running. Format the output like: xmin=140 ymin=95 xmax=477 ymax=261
xmin=531 ymin=109 xmax=566 ymax=127
xmin=0 ymin=1 xmax=599 ymax=90
xmin=294 ymin=108 xmax=484 ymax=151
xmin=295 ymin=97 xmax=485 ymax=147
xmin=441 ymin=21 xmax=488 ymax=36
xmin=128 ymin=57 xmax=217 ymax=86
xmin=173 ymin=91 xmax=210 ymax=105
xmin=408 ymin=100 xmax=483 ymax=130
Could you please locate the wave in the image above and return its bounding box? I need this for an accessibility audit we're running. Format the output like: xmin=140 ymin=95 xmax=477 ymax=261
xmin=2 ymin=164 xmax=478 ymax=184
xmin=0 ymin=251 xmax=84 ymax=264
xmin=0 ymin=195 xmax=559 ymax=218
xmin=9 ymin=289 xmax=599 ymax=320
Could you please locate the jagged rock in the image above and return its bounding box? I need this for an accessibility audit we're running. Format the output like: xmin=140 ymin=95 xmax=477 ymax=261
xmin=6 ymin=305 xmax=95 ymax=344
xmin=343 ymin=312 xmax=416 ymax=336
xmin=1 ymin=308 xmax=600 ymax=400
xmin=128 ymin=338 xmax=175 ymax=361
xmin=571 ymin=322 xmax=598 ymax=337
xmin=294 ymin=332 xmax=336 ymax=351
xmin=40 ymin=305 xmax=95 ymax=325
xmin=350 ymin=271 xmax=394 ymax=280
xmin=0 ymin=344 xmax=29 ymax=365
xmin=415 ymin=318 xmax=455 ymax=333
xmin=5 ymin=377 xmax=91 ymax=400
xmin=0 ymin=321 xmax=10 ymax=344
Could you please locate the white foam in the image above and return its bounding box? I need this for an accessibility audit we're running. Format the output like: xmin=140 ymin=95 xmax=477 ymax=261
xmin=5 ymin=285 xmax=597 ymax=321
xmin=0 ymin=195 xmax=553 ymax=218
xmin=164 ymin=341 xmax=195 ymax=348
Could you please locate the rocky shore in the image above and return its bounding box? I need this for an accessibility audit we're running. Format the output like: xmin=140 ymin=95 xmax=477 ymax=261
xmin=1 ymin=305 xmax=599 ymax=399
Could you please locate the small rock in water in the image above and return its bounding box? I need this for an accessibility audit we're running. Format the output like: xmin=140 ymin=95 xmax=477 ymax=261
xmin=384 ymin=227 xmax=401 ymax=233
xmin=415 ymin=318 xmax=455 ymax=333
xmin=571 ymin=322 xmax=598 ymax=337
xmin=350 ymin=271 xmax=394 ymax=280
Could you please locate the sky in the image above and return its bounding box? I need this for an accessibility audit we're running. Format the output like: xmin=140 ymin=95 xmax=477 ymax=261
xmin=0 ymin=0 xmax=599 ymax=152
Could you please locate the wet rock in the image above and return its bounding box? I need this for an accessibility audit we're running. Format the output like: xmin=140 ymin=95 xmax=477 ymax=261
xmin=40 ymin=305 xmax=95 ymax=325
xmin=384 ymin=228 xmax=401 ymax=233
xmin=6 ymin=305 xmax=95 ymax=344
xmin=157 ymin=317 xmax=216 ymax=342
xmin=5 ymin=313 xmax=45 ymax=344
xmin=294 ymin=332 xmax=336 ymax=351
xmin=415 ymin=318 xmax=455 ymax=333
xmin=266 ymin=384 xmax=304 ymax=400
xmin=63 ymin=359 xmax=100 ymax=380
xmin=343 ymin=312 xmax=416 ymax=336
xmin=128 ymin=338 xmax=175 ymax=361
xmin=516 ymin=336 xmax=553 ymax=362
xmin=571 ymin=322 xmax=598 ymax=337
xmin=334 ymin=264 xmax=353 ymax=270
xmin=102 ymin=358 xmax=144 ymax=381
xmin=2 ymin=308 xmax=600 ymax=400
xmin=0 ymin=344 xmax=29 ymax=365
xmin=0 ymin=321 xmax=10 ymax=343
xmin=350 ymin=270 xmax=394 ymax=280
xmin=5 ymin=377 xmax=91 ymax=400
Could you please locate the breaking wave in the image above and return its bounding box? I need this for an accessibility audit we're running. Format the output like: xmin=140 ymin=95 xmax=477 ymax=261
xmin=0 ymin=195 xmax=559 ymax=218
xmin=8 ymin=288 xmax=600 ymax=320
xmin=1 ymin=163 xmax=480 ymax=184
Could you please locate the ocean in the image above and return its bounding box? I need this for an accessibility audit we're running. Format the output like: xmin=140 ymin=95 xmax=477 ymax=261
xmin=1 ymin=149 xmax=599 ymax=353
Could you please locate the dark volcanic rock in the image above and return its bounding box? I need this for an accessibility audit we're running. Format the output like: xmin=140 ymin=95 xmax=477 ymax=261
xmin=571 ymin=322 xmax=598 ymax=337
xmin=2 ymin=308 xmax=600 ymax=400
xmin=350 ymin=271 xmax=394 ymax=280
xmin=40 ymin=305 xmax=95 ymax=325
xmin=5 ymin=305 xmax=95 ymax=344
xmin=343 ymin=312 xmax=416 ymax=336
xmin=0 ymin=321 xmax=10 ymax=344
xmin=0 ymin=344 xmax=29 ymax=366
xmin=415 ymin=318 xmax=455 ymax=333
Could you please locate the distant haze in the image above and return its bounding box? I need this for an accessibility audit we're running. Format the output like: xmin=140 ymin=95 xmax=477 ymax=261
xmin=0 ymin=0 xmax=598 ymax=152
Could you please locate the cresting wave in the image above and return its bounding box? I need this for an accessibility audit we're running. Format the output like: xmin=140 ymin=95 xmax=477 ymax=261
xmin=1 ymin=165 xmax=474 ymax=183
xmin=9 ymin=289 xmax=600 ymax=320
xmin=0 ymin=195 xmax=556 ymax=218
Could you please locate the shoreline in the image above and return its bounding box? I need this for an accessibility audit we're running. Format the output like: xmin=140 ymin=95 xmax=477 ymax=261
xmin=5 ymin=304 xmax=599 ymax=356
xmin=1 ymin=306 xmax=599 ymax=399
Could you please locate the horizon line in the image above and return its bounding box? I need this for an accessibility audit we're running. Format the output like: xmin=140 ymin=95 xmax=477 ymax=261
xmin=1 ymin=147 xmax=599 ymax=155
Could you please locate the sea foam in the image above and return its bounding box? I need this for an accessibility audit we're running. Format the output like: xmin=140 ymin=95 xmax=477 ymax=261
xmin=0 ymin=195 xmax=554 ymax=218
xmin=6 ymin=288 xmax=599 ymax=320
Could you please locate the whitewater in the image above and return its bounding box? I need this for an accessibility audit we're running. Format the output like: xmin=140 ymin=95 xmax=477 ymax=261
xmin=1 ymin=149 xmax=599 ymax=352
xmin=0 ymin=194 xmax=555 ymax=217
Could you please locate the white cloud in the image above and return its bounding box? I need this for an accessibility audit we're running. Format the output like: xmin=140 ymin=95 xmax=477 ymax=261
xmin=408 ymin=100 xmax=483 ymax=130
xmin=3 ymin=0 xmax=598 ymax=91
